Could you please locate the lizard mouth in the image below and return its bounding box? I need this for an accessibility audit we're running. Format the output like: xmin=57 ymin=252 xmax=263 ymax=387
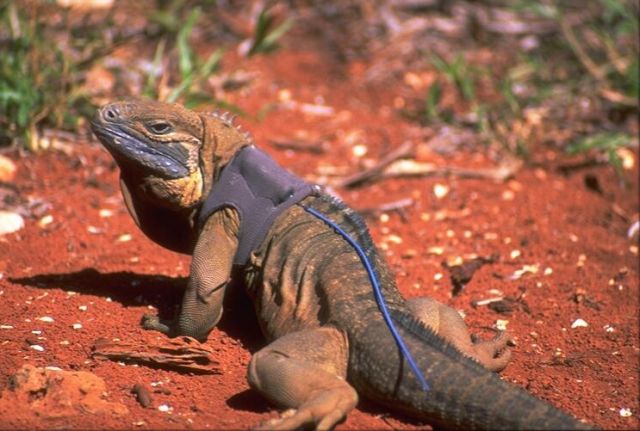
xmin=91 ymin=120 xmax=189 ymax=179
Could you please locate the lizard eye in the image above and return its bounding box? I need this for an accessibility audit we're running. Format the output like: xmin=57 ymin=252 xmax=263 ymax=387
xmin=146 ymin=122 xmax=173 ymax=135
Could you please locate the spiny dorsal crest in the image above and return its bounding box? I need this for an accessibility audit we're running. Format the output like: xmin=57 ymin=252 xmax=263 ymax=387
xmin=202 ymin=109 xmax=254 ymax=144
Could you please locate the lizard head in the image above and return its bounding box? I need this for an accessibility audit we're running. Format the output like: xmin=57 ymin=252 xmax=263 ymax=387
xmin=91 ymin=99 xmax=248 ymax=210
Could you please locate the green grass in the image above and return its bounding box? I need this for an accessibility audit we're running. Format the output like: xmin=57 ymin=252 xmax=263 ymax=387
xmin=0 ymin=3 xmax=96 ymax=150
xmin=418 ymin=0 xmax=638 ymax=169
xmin=143 ymin=7 xmax=225 ymax=107
xmin=246 ymin=6 xmax=294 ymax=57
xmin=567 ymin=132 xmax=635 ymax=180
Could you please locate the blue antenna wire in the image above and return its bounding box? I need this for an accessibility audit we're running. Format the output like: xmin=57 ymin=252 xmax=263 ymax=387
xmin=302 ymin=205 xmax=430 ymax=391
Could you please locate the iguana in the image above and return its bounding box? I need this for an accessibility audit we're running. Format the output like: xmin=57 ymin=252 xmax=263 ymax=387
xmin=90 ymin=99 xmax=595 ymax=430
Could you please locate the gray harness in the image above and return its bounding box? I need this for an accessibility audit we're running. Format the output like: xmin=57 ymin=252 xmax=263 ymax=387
xmin=197 ymin=146 xmax=316 ymax=265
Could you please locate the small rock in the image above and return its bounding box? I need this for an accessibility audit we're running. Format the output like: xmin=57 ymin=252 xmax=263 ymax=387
xmin=619 ymin=408 xmax=633 ymax=417
xmin=30 ymin=344 xmax=45 ymax=352
xmin=0 ymin=211 xmax=24 ymax=235
xmin=433 ymin=184 xmax=449 ymax=199
xmin=38 ymin=316 xmax=55 ymax=323
xmin=0 ymin=155 xmax=17 ymax=182
xmin=495 ymin=319 xmax=509 ymax=331
xmin=484 ymin=232 xmax=498 ymax=240
xmin=37 ymin=215 xmax=54 ymax=228
xmin=131 ymin=383 xmax=153 ymax=408
xmin=158 ymin=404 xmax=172 ymax=413
xmin=117 ymin=233 xmax=132 ymax=242
xmin=87 ymin=226 xmax=102 ymax=234
xmin=385 ymin=234 xmax=402 ymax=245
xmin=501 ymin=190 xmax=515 ymax=201
xmin=427 ymin=246 xmax=444 ymax=255
xmin=571 ymin=318 xmax=589 ymax=329
xmin=351 ymin=144 xmax=368 ymax=158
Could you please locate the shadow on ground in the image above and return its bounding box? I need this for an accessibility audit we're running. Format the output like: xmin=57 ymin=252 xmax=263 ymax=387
xmin=10 ymin=268 xmax=265 ymax=351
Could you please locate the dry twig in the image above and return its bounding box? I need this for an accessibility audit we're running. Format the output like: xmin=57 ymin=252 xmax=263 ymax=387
xmin=338 ymin=140 xmax=415 ymax=188
xmin=268 ymin=136 xmax=329 ymax=154
xmin=383 ymin=158 xmax=522 ymax=182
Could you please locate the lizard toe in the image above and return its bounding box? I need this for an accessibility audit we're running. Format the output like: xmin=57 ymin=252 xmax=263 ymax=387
xmin=140 ymin=313 xmax=172 ymax=335
xmin=253 ymin=387 xmax=356 ymax=431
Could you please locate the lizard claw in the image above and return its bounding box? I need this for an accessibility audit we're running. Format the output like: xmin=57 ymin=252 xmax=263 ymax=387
xmin=253 ymin=388 xmax=355 ymax=431
xmin=471 ymin=330 xmax=514 ymax=372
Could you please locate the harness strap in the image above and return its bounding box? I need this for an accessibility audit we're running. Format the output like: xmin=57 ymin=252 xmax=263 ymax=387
xmin=302 ymin=205 xmax=430 ymax=391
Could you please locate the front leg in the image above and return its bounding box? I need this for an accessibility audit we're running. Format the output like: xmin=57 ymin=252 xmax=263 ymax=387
xmin=142 ymin=208 xmax=239 ymax=341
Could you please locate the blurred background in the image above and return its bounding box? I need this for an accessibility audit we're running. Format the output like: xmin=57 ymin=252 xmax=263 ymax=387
xmin=0 ymin=0 xmax=637 ymax=165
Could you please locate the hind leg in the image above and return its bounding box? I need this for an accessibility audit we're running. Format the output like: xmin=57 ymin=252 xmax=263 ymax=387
xmin=406 ymin=297 xmax=512 ymax=371
xmin=247 ymin=326 xmax=358 ymax=430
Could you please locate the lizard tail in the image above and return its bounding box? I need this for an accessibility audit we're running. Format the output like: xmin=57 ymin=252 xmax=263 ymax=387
xmin=347 ymin=310 xmax=596 ymax=430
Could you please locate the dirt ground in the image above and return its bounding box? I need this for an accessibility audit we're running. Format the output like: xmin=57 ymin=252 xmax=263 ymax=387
xmin=1 ymin=5 xmax=639 ymax=430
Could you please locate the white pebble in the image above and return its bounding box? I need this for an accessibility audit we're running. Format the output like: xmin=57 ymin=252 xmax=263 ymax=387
xmin=45 ymin=366 xmax=63 ymax=371
xmin=30 ymin=344 xmax=45 ymax=352
xmin=0 ymin=325 xmax=13 ymax=329
xmin=37 ymin=215 xmax=54 ymax=228
xmin=158 ymin=404 xmax=172 ymax=412
xmin=38 ymin=316 xmax=54 ymax=323
xmin=501 ymin=190 xmax=515 ymax=201
xmin=352 ymin=144 xmax=368 ymax=158
xmin=31 ymin=330 xmax=42 ymax=335
xmin=117 ymin=233 xmax=132 ymax=242
xmin=72 ymin=323 xmax=82 ymax=330
xmin=433 ymin=184 xmax=449 ymax=199
xmin=99 ymin=209 xmax=114 ymax=218
xmin=0 ymin=211 xmax=24 ymax=235
xmin=386 ymin=234 xmax=403 ymax=244
xmin=78 ymin=305 xmax=88 ymax=311
xmin=510 ymin=249 xmax=521 ymax=259
xmin=495 ymin=319 xmax=509 ymax=331
xmin=571 ymin=318 xmax=589 ymax=329
xmin=427 ymin=246 xmax=444 ymax=255
xmin=87 ymin=226 xmax=102 ymax=234
xmin=619 ymin=408 xmax=632 ymax=417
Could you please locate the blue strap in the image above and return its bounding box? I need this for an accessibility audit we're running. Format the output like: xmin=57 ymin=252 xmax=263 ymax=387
xmin=302 ymin=205 xmax=430 ymax=391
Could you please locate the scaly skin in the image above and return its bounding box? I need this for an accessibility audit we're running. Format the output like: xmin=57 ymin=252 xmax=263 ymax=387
xmin=91 ymin=99 xmax=595 ymax=430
